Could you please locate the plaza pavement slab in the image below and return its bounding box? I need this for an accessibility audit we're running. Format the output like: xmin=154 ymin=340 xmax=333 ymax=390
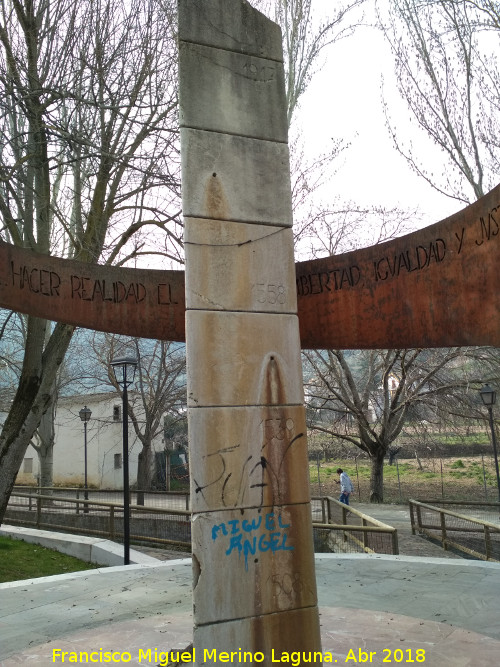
xmin=1 ymin=554 xmax=500 ymax=666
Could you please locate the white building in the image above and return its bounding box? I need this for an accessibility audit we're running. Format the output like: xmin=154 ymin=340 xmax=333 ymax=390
xmin=14 ymin=392 xmax=164 ymax=489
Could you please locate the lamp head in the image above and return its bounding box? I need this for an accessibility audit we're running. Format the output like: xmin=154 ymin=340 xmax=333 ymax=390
xmin=79 ymin=405 xmax=92 ymax=422
xmin=111 ymin=356 xmax=138 ymax=388
xmin=479 ymin=384 xmax=497 ymax=407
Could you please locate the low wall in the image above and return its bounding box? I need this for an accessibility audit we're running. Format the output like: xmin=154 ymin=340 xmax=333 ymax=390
xmin=0 ymin=524 xmax=159 ymax=566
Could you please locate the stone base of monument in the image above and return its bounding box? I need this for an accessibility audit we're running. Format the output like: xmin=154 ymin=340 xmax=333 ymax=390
xmin=192 ymin=605 xmax=322 ymax=664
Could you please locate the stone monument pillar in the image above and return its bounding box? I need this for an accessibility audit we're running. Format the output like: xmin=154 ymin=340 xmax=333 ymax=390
xmin=179 ymin=0 xmax=322 ymax=660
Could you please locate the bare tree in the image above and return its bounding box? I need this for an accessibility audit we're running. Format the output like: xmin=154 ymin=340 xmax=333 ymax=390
xmin=304 ymin=347 xmax=500 ymax=501
xmin=295 ymin=203 xmax=416 ymax=259
xmin=378 ymin=0 xmax=500 ymax=204
xmin=255 ymin=0 xmax=366 ymax=124
xmin=91 ymin=334 xmax=186 ymax=498
xmin=253 ymin=1 xmax=396 ymax=256
xmin=30 ymin=395 xmax=56 ymax=488
xmin=0 ymin=0 xmax=181 ymax=524
xmin=311 ymin=0 xmax=500 ymax=501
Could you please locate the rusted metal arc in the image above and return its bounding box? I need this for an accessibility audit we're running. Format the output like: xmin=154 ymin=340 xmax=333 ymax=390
xmin=1 ymin=184 xmax=499 ymax=348
xmin=297 ymin=183 xmax=500 ymax=349
xmin=0 ymin=242 xmax=186 ymax=341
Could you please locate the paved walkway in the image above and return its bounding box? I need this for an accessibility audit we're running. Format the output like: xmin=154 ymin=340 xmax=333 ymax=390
xmin=2 ymin=504 xmax=498 ymax=666
xmin=1 ymin=554 xmax=500 ymax=666
xmin=353 ymin=502 xmax=464 ymax=559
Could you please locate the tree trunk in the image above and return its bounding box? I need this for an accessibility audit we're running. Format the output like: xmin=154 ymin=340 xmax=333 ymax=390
xmin=0 ymin=322 xmax=73 ymax=525
xmin=165 ymin=451 xmax=171 ymax=492
xmin=369 ymin=449 xmax=385 ymax=503
xmin=37 ymin=399 xmax=56 ymax=490
xmin=136 ymin=443 xmax=154 ymax=505
xmin=38 ymin=439 xmax=54 ymax=490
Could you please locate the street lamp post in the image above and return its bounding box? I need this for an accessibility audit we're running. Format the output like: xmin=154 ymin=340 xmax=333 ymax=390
xmin=479 ymin=384 xmax=500 ymax=503
xmin=79 ymin=406 xmax=92 ymax=514
xmin=111 ymin=356 xmax=138 ymax=565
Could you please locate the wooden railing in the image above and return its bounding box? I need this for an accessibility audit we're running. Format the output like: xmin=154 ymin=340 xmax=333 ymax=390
xmin=12 ymin=485 xmax=191 ymax=510
xmin=7 ymin=490 xmax=399 ymax=556
xmin=409 ymin=499 xmax=500 ymax=561
xmin=311 ymin=496 xmax=399 ymax=555
xmin=6 ymin=492 xmax=191 ymax=550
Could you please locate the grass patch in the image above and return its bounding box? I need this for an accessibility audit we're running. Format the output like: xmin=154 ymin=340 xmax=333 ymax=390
xmin=0 ymin=536 xmax=99 ymax=583
xmin=169 ymin=479 xmax=190 ymax=491
xmin=384 ymin=463 xmax=412 ymax=478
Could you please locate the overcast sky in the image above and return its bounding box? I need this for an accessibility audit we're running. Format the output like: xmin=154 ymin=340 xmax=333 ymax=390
xmin=295 ymin=1 xmax=459 ymax=230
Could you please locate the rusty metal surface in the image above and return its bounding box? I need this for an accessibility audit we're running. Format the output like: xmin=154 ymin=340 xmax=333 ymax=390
xmin=1 ymin=185 xmax=498 ymax=349
xmin=297 ymin=184 xmax=500 ymax=349
xmin=0 ymin=241 xmax=186 ymax=341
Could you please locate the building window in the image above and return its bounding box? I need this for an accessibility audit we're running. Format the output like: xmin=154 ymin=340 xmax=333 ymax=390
xmin=114 ymin=453 xmax=122 ymax=469
xmin=113 ymin=405 xmax=121 ymax=422
xmin=23 ymin=458 xmax=33 ymax=473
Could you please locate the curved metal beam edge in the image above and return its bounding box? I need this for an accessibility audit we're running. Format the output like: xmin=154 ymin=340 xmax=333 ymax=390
xmin=1 ymin=185 xmax=498 ymax=349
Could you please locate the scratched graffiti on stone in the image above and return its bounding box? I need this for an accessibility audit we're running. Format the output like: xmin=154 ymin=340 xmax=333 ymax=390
xmin=192 ymin=415 xmax=304 ymax=508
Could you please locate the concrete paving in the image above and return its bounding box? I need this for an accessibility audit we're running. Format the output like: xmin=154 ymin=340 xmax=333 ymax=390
xmin=1 ymin=554 xmax=500 ymax=666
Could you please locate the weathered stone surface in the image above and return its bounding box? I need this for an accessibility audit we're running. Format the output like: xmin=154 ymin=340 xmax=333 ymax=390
xmin=185 ymin=218 xmax=297 ymax=313
xmin=178 ymin=0 xmax=283 ymax=61
xmin=193 ymin=605 xmax=323 ymax=662
xmin=189 ymin=405 xmax=310 ymax=512
xmin=186 ymin=310 xmax=304 ymax=407
xmin=192 ymin=503 xmax=317 ymax=624
xmin=180 ymin=128 xmax=293 ymax=225
xmin=179 ymin=41 xmax=287 ymax=142
xmin=181 ymin=0 xmax=320 ymax=652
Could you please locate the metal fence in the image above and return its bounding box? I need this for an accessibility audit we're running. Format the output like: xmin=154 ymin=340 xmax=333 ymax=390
xmin=409 ymin=499 xmax=500 ymax=561
xmin=309 ymin=452 xmax=500 ymax=504
xmin=311 ymin=496 xmax=399 ymax=555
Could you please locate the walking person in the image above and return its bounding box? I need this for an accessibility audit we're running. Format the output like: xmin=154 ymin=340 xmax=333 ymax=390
xmin=336 ymin=468 xmax=354 ymax=506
